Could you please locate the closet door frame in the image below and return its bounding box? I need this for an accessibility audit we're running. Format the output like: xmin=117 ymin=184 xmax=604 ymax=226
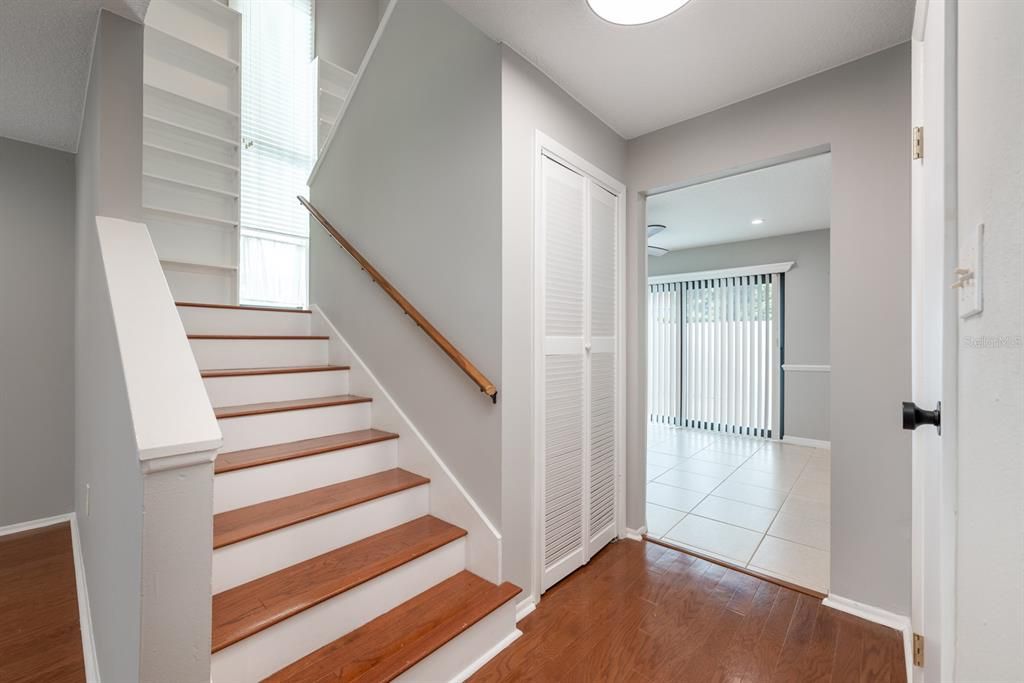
xmin=533 ymin=132 xmax=626 ymax=598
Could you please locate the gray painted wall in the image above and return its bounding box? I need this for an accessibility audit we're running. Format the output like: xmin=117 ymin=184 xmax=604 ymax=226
xmin=648 ymin=229 xmax=831 ymax=441
xmin=74 ymin=11 xmax=145 ymax=682
xmin=0 ymin=137 xmax=75 ymax=526
xmin=956 ymin=1 xmax=1024 ymax=678
xmin=314 ymin=0 xmax=380 ymax=74
xmin=500 ymin=45 xmax=627 ymax=596
xmin=309 ymin=0 xmax=502 ymax=521
xmin=626 ymin=44 xmax=912 ymax=615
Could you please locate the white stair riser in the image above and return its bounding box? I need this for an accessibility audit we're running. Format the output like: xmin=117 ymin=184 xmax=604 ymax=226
xmin=190 ymin=338 xmax=327 ymax=370
xmin=177 ymin=306 xmax=311 ymax=336
xmin=396 ymin=600 xmax=519 ymax=683
xmin=218 ymin=402 xmax=371 ymax=452
xmin=204 ymin=369 xmax=350 ymax=407
xmin=211 ymin=538 xmax=467 ymax=683
xmin=214 ymin=439 xmax=398 ymax=513
xmin=213 ymin=485 xmax=429 ymax=592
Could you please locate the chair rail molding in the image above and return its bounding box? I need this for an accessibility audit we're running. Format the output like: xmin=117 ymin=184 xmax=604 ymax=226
xmin=782 ymin=363 xmax=831 ymax=372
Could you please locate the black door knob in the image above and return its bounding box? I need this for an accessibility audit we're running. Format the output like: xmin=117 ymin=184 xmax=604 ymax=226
xmin=902 ymin=401 xmax=941 ymax=435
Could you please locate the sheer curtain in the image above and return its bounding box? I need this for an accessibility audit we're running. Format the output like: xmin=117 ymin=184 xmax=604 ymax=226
xmin=233 ymin=0 xmax=314 ymax=308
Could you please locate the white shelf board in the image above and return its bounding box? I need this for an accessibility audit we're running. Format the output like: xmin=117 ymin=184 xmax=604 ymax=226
xmin=160 ymin=258 xmax=238 ymax=272
xmin=144 ymin=143 xmax=239 ymax=172
xmin=146 ymin=24 xmax=239 ymax=69
xmin=143 ymin=204 xmax=239 ymax=228
xmin=144 ymin=115 xmax=239 ymax=148
xmin=143 ymin=172 xmax=239 ymax=199
xmin=145 ymin=83 xmax=240 ymax=119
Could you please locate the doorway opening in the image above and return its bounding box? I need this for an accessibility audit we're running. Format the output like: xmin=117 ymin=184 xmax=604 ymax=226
xmin=644 ymin=151 xmax=832 ymax=594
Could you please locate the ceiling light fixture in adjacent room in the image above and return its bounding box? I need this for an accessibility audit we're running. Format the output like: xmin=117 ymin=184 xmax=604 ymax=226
xmin=586 ymin=0 xmax=691 ymax=26
xmin=751 ymin=218 xmax=765 ymax=225
xmin=647 ymin=245 xmax=669 ymax=256
xmin=647 ymin=224 xmax=667 ymax=237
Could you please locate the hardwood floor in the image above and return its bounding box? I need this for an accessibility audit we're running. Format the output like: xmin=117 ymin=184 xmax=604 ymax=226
xmin=472 ymin=539 xmax=905 ymax=683
xmin=0 ymin=523 xmax=85 ymax=683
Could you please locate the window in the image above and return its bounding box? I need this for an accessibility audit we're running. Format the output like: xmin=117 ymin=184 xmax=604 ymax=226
xmin=232 ymin=0 xmax=315 ymax=308
xmin=648 ymin=271 xmax=782 ymax=437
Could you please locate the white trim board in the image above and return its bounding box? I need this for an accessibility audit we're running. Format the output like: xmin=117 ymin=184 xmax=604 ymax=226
xmin=450 ymin=629 xmax=522 ymax=683
xmin=781 ymin=435 xmax=831 ymax=450
xmin=0 ymin=512 xmax=74 ymax=537
xmin=70 ymin=514 xmax=100 ymax=683
xmin=311 ymin=305 xmax=502 ymax=583
xmin=515 ymin=597 xmax=536 ymax=623
xmin=782 ymin=363 xmax=831 ymax=373
xmin=625 ymin=526 xmax=647 ymax=542
xmin=0 ymin=513 xmax=99 ymax=682
xmin=823 ymin=593 xmax=912 ymax=683
xmin=648 ymin=261 xmax=794 ymax=285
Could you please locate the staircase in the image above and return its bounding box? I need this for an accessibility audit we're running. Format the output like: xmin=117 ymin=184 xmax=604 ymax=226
xmin=176 ymin=301 xmax=520 ymax=682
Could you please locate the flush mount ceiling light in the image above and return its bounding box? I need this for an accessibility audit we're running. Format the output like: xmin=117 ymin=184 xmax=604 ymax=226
xmin=587 ymin=0 xmax=691 ymax=26
xmin=647 ymin=224 xmax=667 ymax=238
xmin=647 ymin=245 xmax=669 ymax=256
xmin=751 ymin=218 xmax=765 ymax=225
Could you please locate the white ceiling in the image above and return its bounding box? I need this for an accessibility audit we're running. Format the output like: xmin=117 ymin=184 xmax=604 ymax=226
xmin=446 ymin=0 xmax=914 ymax=139
xmin=0 ymin=0 xmax=149 ymax=153
xmin=647 ymin=152 xmax=831 ymax=252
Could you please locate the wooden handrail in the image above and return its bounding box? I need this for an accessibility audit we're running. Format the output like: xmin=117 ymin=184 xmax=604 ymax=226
xmin=299 ymin=197 xmax=498 ymax=403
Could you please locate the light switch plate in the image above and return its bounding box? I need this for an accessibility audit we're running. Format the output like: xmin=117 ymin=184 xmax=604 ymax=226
xmin=959 ymin=222 xmax=983 ymax=319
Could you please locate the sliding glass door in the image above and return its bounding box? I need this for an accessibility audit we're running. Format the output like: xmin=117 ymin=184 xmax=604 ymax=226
xmin=648 ymin=273 xmax=781 ymax=437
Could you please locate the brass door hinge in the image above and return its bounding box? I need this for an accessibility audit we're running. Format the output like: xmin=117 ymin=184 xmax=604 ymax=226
xmin=913 ymin=632 xmax=925 ymax=667
xmin=912 ymin=126 xmax=924 ymax=160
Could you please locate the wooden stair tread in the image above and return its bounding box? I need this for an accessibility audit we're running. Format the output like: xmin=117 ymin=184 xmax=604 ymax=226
xmin=214 ymin=394 xmax=371 ymax=419
xmin=216 ymin=429 xmax=399 ymax=474
xmin=188 ymin=334 xmax=329 ymax=340
xmin=212 ymin=516 xmax=467 ymax=653
xmin=202 ymin=365 xmax=349 ymax=378
xmin=176 ymin=301 xmax=311 ymax=314
xmin=213 ymin=469 xmax=428 ymax=549
xmin=265 ymin=571 xmax=521 ymax=682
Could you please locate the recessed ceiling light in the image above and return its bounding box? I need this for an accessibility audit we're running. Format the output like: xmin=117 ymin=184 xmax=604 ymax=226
xmin=587 ymin=0 xmax=691 ymax=26
xmin=751 ymin=218 xmax=765 ymax=225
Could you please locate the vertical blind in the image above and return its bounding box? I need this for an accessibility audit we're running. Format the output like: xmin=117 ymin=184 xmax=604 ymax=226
xmin=234 ymin=0 xmax=314 ymax=308
xmin=648 ymin=274 xmax=777 ymax=437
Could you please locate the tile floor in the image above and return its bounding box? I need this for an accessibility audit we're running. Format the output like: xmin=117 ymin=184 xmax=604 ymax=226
xmin=645 ymin=424 xmax=831 ymax=593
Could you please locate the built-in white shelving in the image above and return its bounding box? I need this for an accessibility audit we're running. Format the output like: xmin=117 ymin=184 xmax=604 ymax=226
xmin=312 ymin=57 xmax=356 ymax=156
xmin=144 ymin=0 xmax=241 ymax=304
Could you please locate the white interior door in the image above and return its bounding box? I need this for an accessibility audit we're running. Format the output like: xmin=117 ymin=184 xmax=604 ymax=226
xmin=538 ymin=151 xmax=621 ymax=592
xmin=587 ymin=181 xmax=618 ymax=555
xmin=910 ymin=1 xmax=957 ymax=680
xmin=540 ymin=156 xmax=587 ymax=591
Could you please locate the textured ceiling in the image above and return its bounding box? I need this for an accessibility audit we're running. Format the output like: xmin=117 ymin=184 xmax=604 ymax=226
xmin=0 ymin=0 xmax=149 ymax=152
xmin=447 ymin=0 xmax=914 ymax=139
xmin=647 ymin=153 xmax=831 ymax=251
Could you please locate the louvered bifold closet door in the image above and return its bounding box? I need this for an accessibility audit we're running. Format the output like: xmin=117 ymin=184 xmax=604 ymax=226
xmin=541 ymin=156 xmax=587 ymax=590
xmin=587 ymin=182 xmax=617 ymax=556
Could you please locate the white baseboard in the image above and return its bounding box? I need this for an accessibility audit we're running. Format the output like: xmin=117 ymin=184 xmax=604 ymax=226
xmin=450 ymin=628 xmax=521 ymax=683
xmin=625 ymin=526 xmax=647 ymax=541
xmin=515 ymin=596 xmax=536 ymax=623
xmin=70 ymin=514 xmax=100 ymax=683
xmin=0 ymin=513 xmax=99 ymax=682
xmin=0 ymin=512 xmax=73 ymax=536
xmin=822 ymin=593 xmax=911 ymax=683
xmin=782 ymin=435 xmax=831 ymax=450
